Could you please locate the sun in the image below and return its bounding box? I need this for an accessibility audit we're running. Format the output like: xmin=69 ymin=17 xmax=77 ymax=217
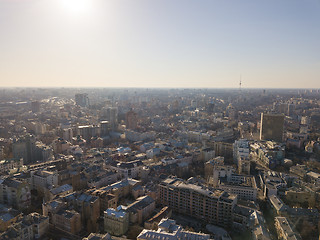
xmin=59 ymin=0 xmax=92 ymax=16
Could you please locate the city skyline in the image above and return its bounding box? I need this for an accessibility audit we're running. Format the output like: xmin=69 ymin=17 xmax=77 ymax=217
xmin=0 ymin=0 xmax=319 ymax=88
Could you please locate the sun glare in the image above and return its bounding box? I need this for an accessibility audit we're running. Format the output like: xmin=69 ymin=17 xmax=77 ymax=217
xmin=59 ymin=0 xmax=92 ymax=16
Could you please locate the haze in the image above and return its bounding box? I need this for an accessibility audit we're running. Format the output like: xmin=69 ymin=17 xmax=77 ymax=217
xmin=0 ymin=0 xmax=319 ymax=88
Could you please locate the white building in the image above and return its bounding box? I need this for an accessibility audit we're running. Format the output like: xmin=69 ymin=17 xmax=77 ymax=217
xmin=31 ymin=170 xmax=58 ymax=191
xmin=218 ymin=175 xmax=258 ymax=201
xmin=108 ymin=160 xmax=144 ymax=179
xmin=233 ymin=139 xmax=250 ymax=165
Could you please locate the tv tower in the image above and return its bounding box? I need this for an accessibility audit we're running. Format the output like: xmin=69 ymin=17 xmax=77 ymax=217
xmin=239 ymin=75 xmax=242 ymax=92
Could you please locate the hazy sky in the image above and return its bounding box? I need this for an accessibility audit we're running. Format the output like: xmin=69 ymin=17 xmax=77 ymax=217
xmin=0 ymin=0 xmax=319 ymax=88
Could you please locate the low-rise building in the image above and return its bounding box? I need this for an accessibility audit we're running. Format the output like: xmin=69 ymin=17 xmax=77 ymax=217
xmin=0 ymin=204 xmax=22 ymax=232
xmin=144 ymin=206 xmax=172 ymax=230
xmin=83 ymin=233 xmax=112 ymax=240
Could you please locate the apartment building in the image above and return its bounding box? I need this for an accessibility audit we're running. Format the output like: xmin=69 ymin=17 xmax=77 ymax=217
xmin=87 ymin=188 xmax=117 ymax=213
xmin=204 ymin=156 xmax=224 ymax=180
xmin=0 ymin=212 xmax=49 ymax=239
xmin=233 ymin=139 xmax=250 ymax=165
xmin=30 ymin=170 xmax=58 ymax=192
xmin=104 ymin=207 xmax=129 ymax=236
xmin=108 ymin=160 xmax=144 ymax=179
xmin=0 ymin=178 xmax=31 ymax=210
xmin=0 ymin=204 xmax=22 ymax=232
xmin=53 ymin=209 xmax=81 ymax=235
xmin=218 ymin=175 xmax=257 ymax=201
xmin=126 ymin=195 xmax=155 ymax=224
xmin=159 ymin=176 xmax=237 ymax=228
xmin=137 ymin=218 xmax=213 ymax=240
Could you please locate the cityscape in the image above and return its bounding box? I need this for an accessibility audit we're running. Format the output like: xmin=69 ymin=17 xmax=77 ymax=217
xmin=1 ymin=0 xmax=320 ymax=240
xmin=0 ymin=88 xmax=320 ymax=240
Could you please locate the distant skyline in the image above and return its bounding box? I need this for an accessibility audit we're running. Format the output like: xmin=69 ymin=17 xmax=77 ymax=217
xmin=0 ymin=0 xmax=319 ymax=88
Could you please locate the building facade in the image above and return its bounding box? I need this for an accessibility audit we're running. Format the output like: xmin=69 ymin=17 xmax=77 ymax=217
xmin=260 ymin=113 xmax=284 ymax=142
xmin=159 ymin=176 xmax=237 ymax=228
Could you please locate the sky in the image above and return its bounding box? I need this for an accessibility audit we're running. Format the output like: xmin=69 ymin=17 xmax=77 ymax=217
xmin=0 ymin=0 xmax=319 ymax=88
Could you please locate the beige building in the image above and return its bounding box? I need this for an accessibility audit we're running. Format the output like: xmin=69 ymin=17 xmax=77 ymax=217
xmin=74 ymin=193 xmax=100 ymax=233
xmin=100 ymin=178 xmax=141 ymax=200
xmin=159 ymin=176 xmax=237 ymax=228
xmin=126 ymin=195 xmax=156 ymax=224
xmin=0 ymin=212 xmax=49 ymax=239
xmin=53 ymin=209 xmax=81 ymax=235
xmin=83 ymin=233 xmax=112 ymax=240
xmin=104 ymin=207 xmax=129 ymax=236
xmin=144 ymin=206 xmax=172 ymax=230
xmin=87 ymin=188 xmax=117 ymax=213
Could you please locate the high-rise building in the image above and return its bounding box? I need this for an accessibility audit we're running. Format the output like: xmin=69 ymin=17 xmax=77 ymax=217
xmin=100 ymin=121 xmax=111 ymax=137
xmin=260 ymin=113 xmax=284 ymax=142
xmin=63 ymin=128 xmax=73 ymax=141
xmin=125 ymin=110 xmax=138 ymax=130
xmin=159 ymin=176 xmax=237 ymax=228
xmin=101 ymin=107 xmax=118 ymax=131
xmin=75 ymin=93 xmax=89 ymax=107
xmin=31 ymin=101 xmax=40 ymax=113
